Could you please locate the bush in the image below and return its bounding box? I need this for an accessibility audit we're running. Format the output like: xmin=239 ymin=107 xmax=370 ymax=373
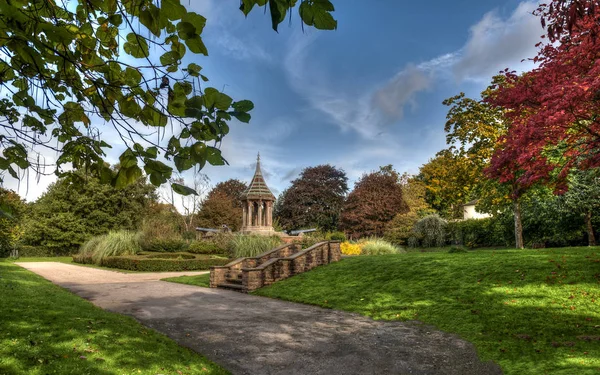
xmin=360 ymin=238 xmax=401 ymax=255
xmin=409 ymin=214 xmax=447 ymax=248
xmin=229 ymin=234 xmax=283 ymax=258
xmin=100 ymin=254 xmax=230 ymax=272
xmin=384 ymin=211 xmax=420 ymax=245
xmin=205 ymin=232 xmax=235 ymax=254
xmin=92 ymin=231 xmax=141 ymax=264
xmin=141 ymin=238 xmax=189 ymax=253
xmin=448 ymin=246 xmax=468 ymax=253
xmin=326 ymin=231 xmax=347 ymax=242
xmin=16 ymin=245 xmax=54 ymax=257
xmin=340 ymin=241 xmax=361 ymax=256
xmin=187 ymin=241 xmax=223 ymax=255
xmin=145 ymin=253 xmax=196 ymax=260
xmin=447 ymin=218 xmax=510 ymax=248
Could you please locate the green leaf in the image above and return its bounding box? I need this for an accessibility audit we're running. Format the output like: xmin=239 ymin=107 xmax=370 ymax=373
xmin=160 ymin=51 xmax=180 ymax=66
xmin=119 ymin=149 xmax=138 ymax=169
xmin=232 ymin=100 xmax=254 ymax=112
xmin=171 ymin=182 xmax=197 ymax=196
xmin=123 ymin=33 xmax=149 ymax=58
xmin=231 ymin=112 xmax=251 ymax=123
xmin=161 ymin=0 xmax=187 ymax=20
xmin=141 ymin=106 xmax=168 ymax=127
xmin=186 ymin=63 xmax=202 ymax=77
xmin=185 ymin=36 xmax=208 ymax=55
xmin=182 ymin=12 xmax=206 ymax=35
xmin=204 ymin=88 xmax=232 ymax=110
xmin=206 ymin=146 xmax=226 ymax=165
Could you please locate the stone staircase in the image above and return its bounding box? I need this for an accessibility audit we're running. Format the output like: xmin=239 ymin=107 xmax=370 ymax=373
xmin=210 ymin=241 xmax=341 ymax=293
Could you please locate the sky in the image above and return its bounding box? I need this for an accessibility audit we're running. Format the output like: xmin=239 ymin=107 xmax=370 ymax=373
xmin=4 ymin=0 xmax=545 ymax=202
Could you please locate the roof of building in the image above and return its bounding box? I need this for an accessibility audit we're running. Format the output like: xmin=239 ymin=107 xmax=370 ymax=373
xmin=241 ymin=153 xmax=275 ymax=201
xmin=463 ymin=199 xmax=479 ymax=206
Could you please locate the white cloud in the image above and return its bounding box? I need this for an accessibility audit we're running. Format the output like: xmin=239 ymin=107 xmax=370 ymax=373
xmin=453 ymin=1 xmax=542 ymax=81
xmin=283 ymin=1 xmax=542 ymax=141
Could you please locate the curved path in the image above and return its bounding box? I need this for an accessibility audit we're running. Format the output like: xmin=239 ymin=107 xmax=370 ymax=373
xmin=18 ymin=262 xmax=502 ymax=375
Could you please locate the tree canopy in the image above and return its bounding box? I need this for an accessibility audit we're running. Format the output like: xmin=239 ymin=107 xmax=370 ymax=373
xmin=22 ymin=172 xmax=157 ymax=253
xmin=274 ymin=165 xmax=348 ymax=231
xmin=196 ymin=179 xmax=248 ymax=231
xmin=340 ymin=165 xmax=407 ymax=239
xmin=0 ymin=0 xmax=337 ymax=193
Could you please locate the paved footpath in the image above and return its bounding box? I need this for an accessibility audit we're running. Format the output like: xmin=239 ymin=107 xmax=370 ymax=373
xmin=18 ymin=262 xmax=503 ymax=375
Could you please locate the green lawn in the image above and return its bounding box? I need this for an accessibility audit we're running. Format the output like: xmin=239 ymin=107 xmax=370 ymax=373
xmin=0 ymin=260 xmax=228 ymax=375
xmin=163 ymin=273 xmax=211 ymax=287
xmin=254 ymin=247 xmax=600 ymax=375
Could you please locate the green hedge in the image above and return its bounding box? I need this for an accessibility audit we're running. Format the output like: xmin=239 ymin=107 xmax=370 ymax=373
xmin=187 ymin=241 xmax=224 ymax=255
xmin=141 ymin=238 xmax=189 ymax=253
xmin=447 ymin=218 xmax=511 ymax=248
xmin=98 ymin=254 xmax=231 ymax=272
xmin=16 ymin=245 xmax=55 ymax=257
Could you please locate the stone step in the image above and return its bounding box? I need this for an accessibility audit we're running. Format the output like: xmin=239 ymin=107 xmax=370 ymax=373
xmin=226 ymin=272 xmax=242 ymax=279
xmin=217 ymin=282 xmax=244 ymax=291
xmin=226 ymin=277 xmax=243 ymax=285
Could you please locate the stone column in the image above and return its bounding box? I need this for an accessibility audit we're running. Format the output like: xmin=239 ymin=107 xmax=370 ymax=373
xmin=258 ymin=201 xmax=263 ymax=227
xmin=247 ymin=201 xmax=252 ymax=227
xmin=267 ymin=202 xmax=272 ymax=226
xmin=242 ymin=205 xmax=247 ymax=227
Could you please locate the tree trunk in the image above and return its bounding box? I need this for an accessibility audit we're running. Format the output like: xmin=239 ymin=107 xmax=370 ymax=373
xmin=585 ymin=210 xmax=597 ymax=247
xmin=514 ymin=199 xmax=524 ymax=249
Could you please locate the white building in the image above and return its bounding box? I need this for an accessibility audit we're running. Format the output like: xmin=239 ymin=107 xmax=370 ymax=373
xmin=462 ymin=200 xmax=491 ymax=220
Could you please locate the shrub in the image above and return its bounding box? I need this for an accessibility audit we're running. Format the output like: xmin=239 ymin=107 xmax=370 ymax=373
xmin=384 ymin=211 xmax=420 ymax=245
xmin=145 ymin=253 xmax=196 ymax=260
xmin=92 ymin=231 xmax=141 ymax=264
xmin=205 ymin=232 xmax=235 ymax=254
xmin=141 ymin=238 xmax=189 ymax=253
xmin=340 ymin=241 xmax=361 ymax=256
xmin=100 ymin=254 xmax=230 ymax=272
xmin=79 ymin=235 xmax=106 ymax=256
xmin=448 ymin=246 xmax=468 ymax=253
xmin=229 ymin=234 xmax=283 ymax=258
xmin=360 ymin=238 xmax=401 ymax=255
xmin=326 ymin=231 xmax=347 ymax=242
xmin=447 ymin=218 xmax=509 ymax=248
xmin=409 ymin=214 xmax=447 ymax=248
xmin=16 ymin=245 xmax=54 ymax=257
xmin=187 ymin=241 xmax=223 ymax=255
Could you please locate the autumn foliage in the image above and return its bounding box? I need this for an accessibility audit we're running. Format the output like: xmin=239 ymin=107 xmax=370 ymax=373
xmin=340 ymin=166 xmax=408 ymax=239
xmin=487 ymin=0 xmax=600 ymax=189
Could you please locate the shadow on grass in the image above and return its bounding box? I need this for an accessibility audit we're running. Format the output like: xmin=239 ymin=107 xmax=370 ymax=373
xmin=253 ymin=247 xmax=600 ymax=375
xmin=0 ymin=261 xmax=227 ymax=375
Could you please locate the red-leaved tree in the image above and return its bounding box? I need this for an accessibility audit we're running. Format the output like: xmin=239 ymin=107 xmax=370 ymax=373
xmin=487 ymin=1 xmax=600 ymax=192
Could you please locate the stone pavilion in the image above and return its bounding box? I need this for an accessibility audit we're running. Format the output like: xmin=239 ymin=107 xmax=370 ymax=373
xmin=240 ymin=154 xmax=275 ymax=235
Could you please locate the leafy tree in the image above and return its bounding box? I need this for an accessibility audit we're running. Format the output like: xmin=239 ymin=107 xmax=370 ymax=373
xmin=22 ymin=173 xmax=157 ymax=253
xmin=0 ymin=188 xmax=25 ymax=256
xmin=419 ymin=149 xmax=478 ymax=218
xmin=340 ymin=166 xmax=407 ymax=239
xmin=0 ymin=0 xmax=337 ymax=192
xmin=275 ymin=165 xmax=348 ymax=231
xmin=561 ymin=170 xmax=600 ymax=246
xmin=196 ymin=179 xmax=248 ymax=231
xmin=488 ymin=1 xmax=600 ymax=189
xmin=384 ymin=174 xmax=433 ymax=246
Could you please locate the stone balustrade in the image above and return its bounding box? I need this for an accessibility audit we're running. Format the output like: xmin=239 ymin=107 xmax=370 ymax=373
xmin=210 ymin=241 xmax=341 ymax=292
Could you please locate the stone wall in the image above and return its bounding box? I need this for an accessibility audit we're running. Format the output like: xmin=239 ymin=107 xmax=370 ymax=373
xmin=210 ymin=241 xmax=341 ymax=292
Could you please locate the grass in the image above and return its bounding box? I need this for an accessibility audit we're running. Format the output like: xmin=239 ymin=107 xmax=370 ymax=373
xmin=0 ymin=260 xmax=227 ymax=375
xmin=253 ymin=247 xmax=600 ymax=375
xmin=162 ymin=273 xmax=211 ymax=288
xmin=228 ymin=234 xmax=283 ymax=258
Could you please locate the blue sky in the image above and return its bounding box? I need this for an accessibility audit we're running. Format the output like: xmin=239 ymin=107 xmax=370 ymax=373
xmin=5 ymin=0 xmax=544 ymax=201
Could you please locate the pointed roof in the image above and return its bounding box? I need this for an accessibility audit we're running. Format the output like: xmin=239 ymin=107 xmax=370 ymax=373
xmin=241 ymin=153 xmax=275 ymax=201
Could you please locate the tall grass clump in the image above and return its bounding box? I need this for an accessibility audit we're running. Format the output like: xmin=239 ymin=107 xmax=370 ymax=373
xmin=79 ymin=234 xmax=106 ymax=256
xmin=409 ymin=214 xmax=447 ymax=248
xmin=229 ymin=234 xmax=283 ymax=258
xmin=88 ymin=231 xmax=141 ymax=264
xmin=360 ymin=238 xmax=402 ymax=255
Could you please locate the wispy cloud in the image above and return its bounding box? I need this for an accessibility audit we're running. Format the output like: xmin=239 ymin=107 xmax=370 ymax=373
xmin=283 ymin=1 xmax=542 ymax=140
